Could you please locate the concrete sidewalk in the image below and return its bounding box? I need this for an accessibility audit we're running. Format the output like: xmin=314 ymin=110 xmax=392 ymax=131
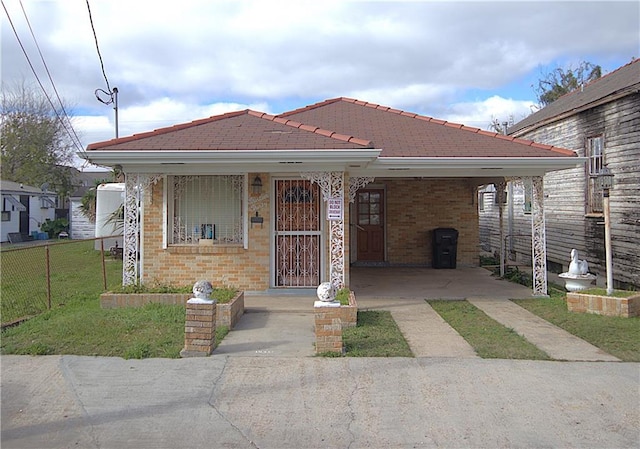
xmin=2 ymin=355 xmax=638 ymax=448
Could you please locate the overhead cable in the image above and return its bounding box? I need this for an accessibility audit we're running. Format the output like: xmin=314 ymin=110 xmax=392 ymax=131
xmin=1 ymin=0 xmax=86 ymax=159
xmin=18 ymin=0 xmax=86 ymax=158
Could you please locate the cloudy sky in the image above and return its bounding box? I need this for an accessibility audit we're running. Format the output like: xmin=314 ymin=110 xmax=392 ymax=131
xmin=2 ymin=0 xmax=638 ymax=168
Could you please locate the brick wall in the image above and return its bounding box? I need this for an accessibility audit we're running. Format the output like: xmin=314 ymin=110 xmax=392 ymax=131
xmin=384 ymin=178 xmax=479 ymax=267
xmin=141 ymin=177 xmax=271 ymax=290
xmin=566 ymin=292 xmax=640 ymax=317
xmin=314 ymin=304 xmax=344 ymax=354
xmin=140 ymin=176 xmax=480 ymax=290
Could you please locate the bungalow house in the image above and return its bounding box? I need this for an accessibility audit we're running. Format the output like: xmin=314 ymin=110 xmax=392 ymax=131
xmin=83 ymin=98 xmax=583 ymax=296
xmin=480 ymin=60 xmax=640 ymax=289
xmin=1 ymin=179 xmax=57 ymax=243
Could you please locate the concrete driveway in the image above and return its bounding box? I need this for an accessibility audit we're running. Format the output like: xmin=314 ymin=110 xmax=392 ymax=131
xmin=2 ymin=355 xmax=638 ymax=448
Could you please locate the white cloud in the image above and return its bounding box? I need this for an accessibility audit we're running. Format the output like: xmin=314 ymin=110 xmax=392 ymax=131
xmin=440 ymin=96 xmax=537 ymax=130
xmin=74 ymin=99 xmax=268 ymax=146
xmin=2 ymin=0 xmax=637 ymax=152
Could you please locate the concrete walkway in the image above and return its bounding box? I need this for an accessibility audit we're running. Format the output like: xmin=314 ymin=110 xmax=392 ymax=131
xmin=468 ymin=298 xmax=620 ymax=361
xmin=231 ymin=290 xmax=620 ymax=362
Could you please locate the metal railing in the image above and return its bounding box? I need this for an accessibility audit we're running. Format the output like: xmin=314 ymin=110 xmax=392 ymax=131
xmin=0 ymin=237 xmax=123 ymax=327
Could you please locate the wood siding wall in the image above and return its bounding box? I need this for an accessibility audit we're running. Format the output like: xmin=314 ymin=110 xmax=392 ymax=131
xmin=480 ymin=93 xmax=640 ymax=288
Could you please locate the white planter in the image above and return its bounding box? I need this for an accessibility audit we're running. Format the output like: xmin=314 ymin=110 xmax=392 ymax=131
xmin=558 ymin=273 xmax=596 ymax=292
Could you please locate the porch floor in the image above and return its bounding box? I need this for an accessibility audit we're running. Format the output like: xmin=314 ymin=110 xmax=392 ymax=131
xmin=350 ymin=266 xmax=533 ymax=301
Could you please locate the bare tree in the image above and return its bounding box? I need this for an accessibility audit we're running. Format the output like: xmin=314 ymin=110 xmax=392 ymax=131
xmin=534 ymin=61 xmax=602 ymax=106
xmin=1 ymin=81 xmax=76 ymax=198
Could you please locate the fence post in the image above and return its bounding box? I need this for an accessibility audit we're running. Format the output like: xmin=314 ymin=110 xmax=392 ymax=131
xmin=100 ymin=238 xmax=107 ymax=291
xmin=45 ymin=245 xmax=51 ymax=310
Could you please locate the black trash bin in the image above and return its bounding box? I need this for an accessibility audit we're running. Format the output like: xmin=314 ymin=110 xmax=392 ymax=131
xmin=432 ymin=228 xmax=458 ymax=269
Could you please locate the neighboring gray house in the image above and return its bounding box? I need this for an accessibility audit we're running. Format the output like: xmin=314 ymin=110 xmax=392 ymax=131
xmin=479 ymin=59 xmax=640 ymax=289
xmin=1 ymin=180 xmax=57 ymax=242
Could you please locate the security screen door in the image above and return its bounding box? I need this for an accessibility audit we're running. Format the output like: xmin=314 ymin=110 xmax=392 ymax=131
xmin=274 ymin=179 xmax=321 ymax=287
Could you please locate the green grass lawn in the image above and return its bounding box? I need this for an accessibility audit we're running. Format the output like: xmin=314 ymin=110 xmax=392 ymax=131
xmin=1 ymin=295 xmax=229 ymax=359
xmin=513 ymin=288 xmax=640 ymax=362
xmin=1 ymin=240 xmax=122 ymax=324
xmin=1 ymin=298 xmax=185 ymax=358
xmin=429 ymin=300 xmax=551 ymax=360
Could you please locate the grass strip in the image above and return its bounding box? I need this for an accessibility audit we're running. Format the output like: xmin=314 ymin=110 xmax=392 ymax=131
xmin=513 ymin=289 xmax=640 ymax=362
xmin=342 ymin=310 xmax=413 ymax=357
xmin=428 ymin=300 xmax=551 ymax=360
xmin=1 ymin=299 xmax=185 ymax=358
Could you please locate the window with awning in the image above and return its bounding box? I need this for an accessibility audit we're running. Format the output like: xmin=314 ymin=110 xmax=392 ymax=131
xmin=2 ymin=195 xmax=26 ymax=212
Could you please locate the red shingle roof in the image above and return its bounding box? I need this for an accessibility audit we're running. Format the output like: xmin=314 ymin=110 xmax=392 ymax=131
xmin=87 ymin=98 xmax=576 ymax=159
xmin=279 ymin=98 xmax=575 ymax=158
xmin=87 ymin=110 xmax=373 ymax=151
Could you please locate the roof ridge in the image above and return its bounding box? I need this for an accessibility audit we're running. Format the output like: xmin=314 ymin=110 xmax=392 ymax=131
xmin=254 ymin=108 xmax=373 ymax=147
xmin=287 ymin=97 xmax=577 ymax=157
xmin=87 ymin=109 xmax=251 ymax=150
xmin=276 ymin=97 xmax=345 ymax=117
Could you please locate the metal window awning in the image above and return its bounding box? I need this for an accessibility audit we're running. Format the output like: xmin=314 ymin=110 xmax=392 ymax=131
xmin=2 ymin=195 xmax=27 ymax=211
xmin=41 ymin=196 xmax=56 ymax=208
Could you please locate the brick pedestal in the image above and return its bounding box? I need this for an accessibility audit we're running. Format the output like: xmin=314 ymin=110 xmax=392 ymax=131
xmin=314 ymin=301 xmax=344 ymax=354
xmin=180 ymin=300 xmax=217 ymax=357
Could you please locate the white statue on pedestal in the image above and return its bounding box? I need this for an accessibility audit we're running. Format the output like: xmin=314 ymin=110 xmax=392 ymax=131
xmin=568 ymin=249 xmax=589 ymax=275
xmin=316 ymin=282 xmax=337 ymax=302
xmin=188 ymin=280 xmax=216 ymax=304
xmin=559 ymin=249 xmax=596 ymax=292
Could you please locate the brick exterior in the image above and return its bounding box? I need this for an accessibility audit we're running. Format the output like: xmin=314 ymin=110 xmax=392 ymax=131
xmin=566 ymin=292 xmax=640 ymax=317
xmin=314 ymin=305 xmax=344 ymax=354
xmin=142 ymin=177 xmax=271 ymax=290
xmin=181 ymin=302 xmax=216 ymax=356
xmin=384 ymin=178 xmax=479 ymax=267
xmin=100 ymin=291 xmax=245 ymax=328
xmin=139 ymin=176 xmax=479 ymax=290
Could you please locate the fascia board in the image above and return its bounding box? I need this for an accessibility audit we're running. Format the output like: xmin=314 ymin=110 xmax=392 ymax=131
xmin=80 ymin=149 xmax=381 ymax=166
xmin=372 ymin=157 xmax=585 ymax=170
xmin=348 ymin=157 xmax=587 ymax=178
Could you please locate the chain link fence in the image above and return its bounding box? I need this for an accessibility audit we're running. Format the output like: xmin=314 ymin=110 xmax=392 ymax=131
xmin=1 ymin=237 xmax=123 ymax=326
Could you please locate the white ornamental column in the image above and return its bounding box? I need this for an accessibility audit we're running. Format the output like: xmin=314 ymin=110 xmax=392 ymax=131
xmin=122 ymin=173 xmax=162 ymax=286
xmin=302 ymin=172 xmax=346 ymax=288
xmin=530 ymin=175 xmax=548 ymax=296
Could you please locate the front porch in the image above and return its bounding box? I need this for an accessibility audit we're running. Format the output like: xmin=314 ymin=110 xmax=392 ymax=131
xmin=350 ymin=266 xmax=533 ymax=302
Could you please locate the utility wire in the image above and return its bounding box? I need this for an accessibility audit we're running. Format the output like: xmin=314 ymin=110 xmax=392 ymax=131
xmin=86 ymin=0 xmax=112 ymax=97
xmin=17 ymin=0 xmax=86 ymax=158
xmin=1 ymin=0 xmax=86 ymax=159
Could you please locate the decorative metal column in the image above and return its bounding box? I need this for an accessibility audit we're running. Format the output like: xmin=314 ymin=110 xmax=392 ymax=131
xmin=495 ymin=179 xmax=507 ymax=277
xmin=123 ymin=173 xmax=162 ymax=286
xmin=530 ymin=176 xmax=548 ymax=296
xmin=302 ymin=172 xmax=346 ymax=288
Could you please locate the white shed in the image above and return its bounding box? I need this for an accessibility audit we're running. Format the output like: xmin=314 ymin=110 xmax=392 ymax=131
xmin=94 ymin=183 xmax=124 ymax=250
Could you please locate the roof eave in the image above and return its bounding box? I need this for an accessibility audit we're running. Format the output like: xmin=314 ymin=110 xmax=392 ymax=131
xmin=80 ymin=149 xmax=382 ymax=173
xmin=348 ymin=157 xmax=586 ymax=178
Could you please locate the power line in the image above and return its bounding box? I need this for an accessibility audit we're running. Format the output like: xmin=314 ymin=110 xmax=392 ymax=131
xmin=86 ymin=0 xmax=119 ymax=138
xmin=1 ymin=0 xmax=86 ymax=159
xmin=86 ymin=0 xmax=112 ymax=95
xmin=17 ymin=0 xmax=86 ymax=158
